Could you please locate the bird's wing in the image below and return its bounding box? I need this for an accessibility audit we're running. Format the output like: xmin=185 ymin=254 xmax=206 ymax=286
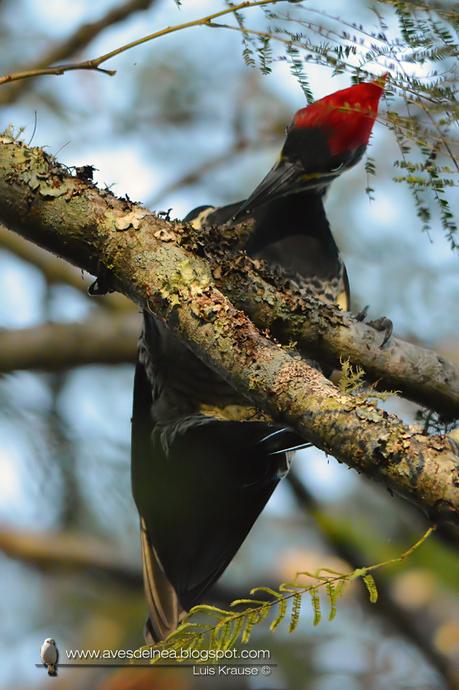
xmin=139 ymin=517 xmax=186 ymax=643
xmin=131 ymin=358 xmax=185 ymax=642
xmin=131 ymin=354 xmax=302 ymax=641
xmin=41 ymin=644 xmax=57 ymax=665
xmin=184 ymin=201 xmax=244 ymax=229
xmin=183 ymin=205 xmax=216 ymax=229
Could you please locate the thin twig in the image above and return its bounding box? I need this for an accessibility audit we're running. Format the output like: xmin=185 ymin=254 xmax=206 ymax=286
xmin=0 ymin=0 xmax=282 ymax=87
xmin=0 ymin=0 xmax=160 ymax=104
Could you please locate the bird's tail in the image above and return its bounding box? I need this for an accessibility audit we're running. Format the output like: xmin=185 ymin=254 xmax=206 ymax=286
xmin=47 ymin=666 xmax=57 ymax=677
xmin=140 ymin=518 xmax=186 ymax=643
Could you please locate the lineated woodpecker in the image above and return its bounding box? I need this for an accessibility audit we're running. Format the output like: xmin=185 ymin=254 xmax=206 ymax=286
xmin=131 ymin=77 xmax=385 ymax=642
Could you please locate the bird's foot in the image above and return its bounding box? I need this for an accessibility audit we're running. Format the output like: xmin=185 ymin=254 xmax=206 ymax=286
xmin=367 ymin=316 xmax=393 ymax=348
xmin=355 ymin=304 xmax=369 ymax=322
xmin=355 ymin=305 xmax=393 ymax=348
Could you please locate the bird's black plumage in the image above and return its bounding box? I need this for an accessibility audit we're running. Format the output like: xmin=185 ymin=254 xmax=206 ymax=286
xmin=131 ymin=187 xmax=349 ymax=642
xmin=194 ymin=189 xmax=350 ymax=310
xmin=130 ymin=78 xmax=387 ymax=642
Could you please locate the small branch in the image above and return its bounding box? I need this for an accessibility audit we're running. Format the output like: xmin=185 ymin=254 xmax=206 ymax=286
xmin=0 ymin=64 xmax=117 ymax=88
xmin=287 ymin=472 xmax=459 ymax=690
xmin=0 ymin=137 xmax=457 ymax=525
xmin=208 ymin=250 xmax=459 ymax=418
xmin=0 ymin=526 xmax=280 ymax=607
xmin=0 ymin=0 xmax=159 ymax=103
xmin=0 ymin=0 xmax=281 ymax=88
xmin=0 ymin=527 xmax=141 ymax=585
xmin=0 ymin=314 xmax=139 ymax=373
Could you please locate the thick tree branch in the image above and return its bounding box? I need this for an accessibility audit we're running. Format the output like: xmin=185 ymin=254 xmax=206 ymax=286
xmin=0 ymin=527 xmax=141 ymax=584
xmin=0 ymin=314 xmax=139 ymax=372
xmin=0 ymin=136 xmax=458 ymax=525
xmin=0 ymin=277 xmax=456 ymax=432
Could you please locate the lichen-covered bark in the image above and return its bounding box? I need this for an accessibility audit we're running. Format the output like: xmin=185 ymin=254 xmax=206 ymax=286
xmin=204 ymin=249 xmax=459 ymax=418
xmin=0 ymin=136 xmax=458 ymax=524
xmin=1 ymin=136 xmax=458 ymax=416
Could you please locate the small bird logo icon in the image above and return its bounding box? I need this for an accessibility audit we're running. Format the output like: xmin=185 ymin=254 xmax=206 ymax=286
xmin=40 ymin=638 xmax=59 ymax=676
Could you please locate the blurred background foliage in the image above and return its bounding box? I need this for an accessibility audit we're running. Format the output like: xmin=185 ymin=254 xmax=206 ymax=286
xmin=0 ymin=0 xmax=458 ymax=689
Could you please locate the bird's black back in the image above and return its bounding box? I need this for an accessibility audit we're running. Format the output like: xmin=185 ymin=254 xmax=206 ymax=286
xmin=189 ymin=190 xmax=350 ymax=309
xmin=132 ymin=188 xmax=348 ymax=641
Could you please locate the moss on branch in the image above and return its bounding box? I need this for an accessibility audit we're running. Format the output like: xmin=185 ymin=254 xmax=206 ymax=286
xmin=0 ymin=135 xmax=458 ymax=524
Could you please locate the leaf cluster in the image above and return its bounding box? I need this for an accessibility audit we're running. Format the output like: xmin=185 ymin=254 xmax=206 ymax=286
xmin=220 ymin=0 xmax=458 ymax=245
xmin=146 ymin=526 xmax=434 ymax=660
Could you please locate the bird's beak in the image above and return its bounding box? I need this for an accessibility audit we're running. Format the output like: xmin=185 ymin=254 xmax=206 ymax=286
xmin=232 ymin=157 xmax=338 ymax=221
xmin=232 ymin=158 xmax=302 ymax=220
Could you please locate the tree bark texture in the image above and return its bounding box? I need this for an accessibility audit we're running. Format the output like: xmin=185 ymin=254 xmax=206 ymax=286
xmin=0 ymin=136 xmax=458 ymax=525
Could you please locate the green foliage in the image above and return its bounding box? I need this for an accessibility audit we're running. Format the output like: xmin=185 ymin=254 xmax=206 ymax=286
xmin=146 ymin=527 xmax=434 ymax=660
xmin=258 ymin=36 xmax=273 ymax=75
xmin=338 ymin=357 xmax=398 ymax=402
xmin=365 ymin=155 xmax=377 ymax=200
xmin=286 ymin=44 xmax=314 ymax=103
xmin=362 ymin=574 xmax=379 ymax=603
xmin=338 ymin=358 xmax=367 ymax=394
xmin=217 ymin=0 xmax=458 ymax=245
